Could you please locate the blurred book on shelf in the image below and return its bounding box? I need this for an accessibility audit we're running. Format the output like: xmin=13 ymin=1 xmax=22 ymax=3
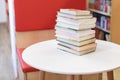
xmin=105 ymin=33 xmax=110 ymax=41
xmin=94 ymin=0 xmax=101 ymax=10
xmin=93 ymin=12 xmax=110 ymax=33
xmin=94 ymin=28 xmax=104 ymax=40
xmin=89 ymin=0 xmax=95 ymax=9
xmin=98 ymin=30 xmax=105 ymax=40
xmin=89 ymin=0 xmax=111 ymax=41
xmin=89 ymin=0 xmax=111 ymax=14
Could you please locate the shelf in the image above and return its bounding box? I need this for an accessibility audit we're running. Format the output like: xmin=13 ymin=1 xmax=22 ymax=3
xmin=90 ymin=9 xmax=111 ymax=17
xmin=96 ymin=26 xmax=110 ymax=33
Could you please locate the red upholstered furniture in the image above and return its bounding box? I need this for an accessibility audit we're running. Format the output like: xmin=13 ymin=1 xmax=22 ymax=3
xmin=17 ymin=48 xmax=38 ymax=73
xmin=17 ymin=48 xmax=45 ymax=80
xmin=14 ymin=0 xmax=86 ymax=80
xmin=16 ymin=30 xmax=55 ymax=80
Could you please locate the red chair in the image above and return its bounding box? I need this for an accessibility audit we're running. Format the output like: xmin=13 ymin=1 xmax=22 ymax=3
xmin=17 ymin=48 xmax=38 ymax=73
xmin=14 ymin=0 xmax=86 ymax=80
xmin=17 ymin=48 xmax=45 ymax=80
xmin=16 ymin=30 xmax=55 ymax=80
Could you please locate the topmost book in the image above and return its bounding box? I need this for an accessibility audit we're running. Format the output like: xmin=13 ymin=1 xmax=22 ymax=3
xmin=60 ymin=9 xmax=91 ymax=16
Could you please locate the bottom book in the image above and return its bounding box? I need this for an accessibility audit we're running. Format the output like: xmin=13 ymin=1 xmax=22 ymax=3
xmin=57 ymin=44 xmax=96 ymax=56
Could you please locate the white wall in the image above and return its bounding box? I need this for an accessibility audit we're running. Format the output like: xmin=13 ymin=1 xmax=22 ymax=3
xmin=0 ymin=0 xmax=7 ymax=23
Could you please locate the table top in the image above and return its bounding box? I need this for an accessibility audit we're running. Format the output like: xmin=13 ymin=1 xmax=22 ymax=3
xmin=22 ymin=39 xmax=120 ymax=75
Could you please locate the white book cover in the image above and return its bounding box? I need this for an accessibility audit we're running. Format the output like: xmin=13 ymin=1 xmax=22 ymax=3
xmin=55 ymin=33 xmax=95 ymax=41
xmin=60 ymin=9 xmax=91 ymax=16
xmin=57 ymin=12 xmax=93 ymax=19
xmin=55 ymin=26 xmax=92 ymax=33
xmin=57 ymin=37 xmax=96 ymax=46
xmin=56 ymin=16 xmax=97 ymax=25
xmin=56 ymin=22 xmax=96 ymax=30
xmin=55 ymin=28 xmax=95 ymax=38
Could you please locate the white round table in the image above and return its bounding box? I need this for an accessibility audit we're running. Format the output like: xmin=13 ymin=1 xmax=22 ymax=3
xmin=22 ymin=39 xmax=120 ymax=80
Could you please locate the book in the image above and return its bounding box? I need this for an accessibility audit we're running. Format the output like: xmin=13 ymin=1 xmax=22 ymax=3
xmin=58 ymin=42 xmax=97 ymax=51
xmin=55 ymin=28 xmax=95 ymax=38
xmin=57 ymin=37 xmax=96 ymax=46
xmin=57 ymin=12 xmax=93 ymax=19
xmin=57 ymin=43 xmax=96 ymax=55
xmin=55 ymin=27 xmax=94 ymax=35
xmin=60 ymin=9 xmax=91 ymax=16
xmin=56 ymin=16 xmax=97 ymax=25
xmin=55 ymin=33 xmax=95 ymax=41
xmin=98 ymin=31 xmax=104 ymax=40
xmin=100 ymin=16 xmax=107 ymax=30
xmin=105 ymin=34 xmax=110 ymax=41
xmin=56 ymin=22 xmax=96 ymax=30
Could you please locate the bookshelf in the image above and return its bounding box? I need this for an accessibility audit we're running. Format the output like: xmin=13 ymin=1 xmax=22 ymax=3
xmin=90 ymin=9 xmax=111 ymax=16
xmin=88 ymin=0 xmax=111 ymax=41
xmin=96 ymin=25 xmax=110 ymax=33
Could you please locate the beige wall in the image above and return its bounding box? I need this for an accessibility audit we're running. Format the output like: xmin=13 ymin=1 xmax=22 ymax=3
xmin=16 ymin=29 xmax=55 ymax=48
xmin=111 ymin=0 xmax=120 ymax=44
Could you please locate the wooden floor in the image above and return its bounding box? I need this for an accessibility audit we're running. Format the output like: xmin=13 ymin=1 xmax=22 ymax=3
xmin=0 ymin=23 xmax=120 ymax=80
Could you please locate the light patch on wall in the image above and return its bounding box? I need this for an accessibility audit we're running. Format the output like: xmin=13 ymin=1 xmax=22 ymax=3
xmin=0 ymin=0 xmax=7 ymax=23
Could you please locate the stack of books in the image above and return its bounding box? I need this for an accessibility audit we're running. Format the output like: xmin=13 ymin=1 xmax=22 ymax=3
xmin=55 ymin=9 xmax=97 ymax=56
